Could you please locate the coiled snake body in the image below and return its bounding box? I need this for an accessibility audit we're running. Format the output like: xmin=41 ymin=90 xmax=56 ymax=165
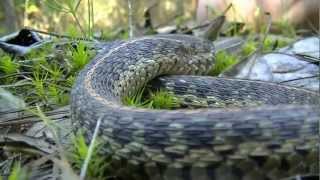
xmin=71 ymin=34 xmax=319 ymax=180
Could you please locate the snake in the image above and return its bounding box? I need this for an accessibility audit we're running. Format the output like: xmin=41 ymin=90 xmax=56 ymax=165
xmin=71 ymin=34 xmax=319 ymax=180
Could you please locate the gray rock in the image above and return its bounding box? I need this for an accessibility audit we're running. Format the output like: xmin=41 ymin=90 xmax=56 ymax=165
xmin=221 ymin=37 xmax=319 ymax=91
xmin=279 ymin=36 xmax=319 ymax=58
xmin=0 ymin=88 xmax=25 ymax=112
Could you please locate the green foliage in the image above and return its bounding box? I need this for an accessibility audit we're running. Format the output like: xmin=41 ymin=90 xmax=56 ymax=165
xmin=66 ymin=75 xmax=76 ymax=87
xmin=0 ymin=55 xmax=19 ymax=74
xmin=209 ymin=51 xmax=238 ymax=76
xmin=31 ymin=72 xmax=48 ymax=101
xmin=47 ymin=63 xmax=64 ymax=82
xmin=0 ymin=40 xmax=92 ymax=107
xmin=123 ymin=87 xmax=152 ymax=108
xmin=276 ymin=38 xmax=291 ymax=48
xmin=70 ymin=41 xmax=92 ymax=73
xmin=48 ymin=84 xmax=69 ymax=105
xmin=262 ymin=36 xmax=291 ymax=52
xmin=175 ymin=16 xmax=189 ymax=28
xmin=27 ymin=43 xmax=53 ymax=61
xmin=66 ymin=25 xmax=82 ymax=38
xmin=8 ymin=163 xmax=28 ymax=180
xmin=274 ymin=19 xmax=296 ymax=38
xmin=241 ymin=40 xmax=257 ymax=56
xmin=120 ymin=30 xmax=129 ymax=40
xmin=100 ymin=29 xmax=129 ymax=40
xmin=123 ymin=87 xmax=180 ymax=109
xmin=44 ymin=0 xmax=94 ymax=38
xmin=69 ymin=132 xmax=110 ymax=179
xmin=262 ymin=36 xmax=274 ymax=52
xmin=149 ymin=90 xmax=180 ymax=109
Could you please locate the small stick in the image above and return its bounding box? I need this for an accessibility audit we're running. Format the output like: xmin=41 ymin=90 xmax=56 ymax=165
xmin=246 ymin=12 xmax=272 ymax=76
xmin=185 ymin=3 xmax=232 ymax=32
xmin=79 ymin=116 xmax=102 ymax=180
xmin=279 ymin=75 xmax=319 ymax=84
xmin=23 ymin=27 xmax=92 ymax=41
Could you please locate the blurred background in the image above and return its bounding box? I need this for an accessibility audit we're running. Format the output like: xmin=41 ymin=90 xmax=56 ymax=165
xmin=0 ymin=0 xmax=318 ymax=36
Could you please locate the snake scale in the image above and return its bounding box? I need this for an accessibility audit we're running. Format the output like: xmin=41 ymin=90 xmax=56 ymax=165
xmin=71 ymin=34 xmax=319 ymax=180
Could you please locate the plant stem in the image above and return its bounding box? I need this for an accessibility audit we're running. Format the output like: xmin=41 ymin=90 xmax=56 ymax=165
xmin=24 ymin=0 xmax=30 ymax=27
xmin=75 ymin=0 xmax=82 ymax=11
xmin=70 ymin=11 xmax=86 ymax=37
xmin=127 ymin=0 xmax=134 ymax=38
xmin=80 ymin=116 xmax=102 ymax=180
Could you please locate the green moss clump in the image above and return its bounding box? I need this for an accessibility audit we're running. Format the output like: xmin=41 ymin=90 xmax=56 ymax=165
xmin=70 ymin=41 xmax=93 ymax=73
xmin=149 ymin=90 xmax=180 ymax=109
xmin=241 ymin=40 xmax=257 ymax=56
xmin=0 ymin=55 xmax=19 ymax=75
xmin=209 ymin=51 xmax=238 ymax=76
xmin=68 ymin=132 xmax=110 ymax=179
xmin=123 ymin=88 xmax=180 ymax=109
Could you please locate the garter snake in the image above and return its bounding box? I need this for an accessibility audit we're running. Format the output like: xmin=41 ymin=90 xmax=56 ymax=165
xmin=71 ymin=34 xmax=319 ymax=180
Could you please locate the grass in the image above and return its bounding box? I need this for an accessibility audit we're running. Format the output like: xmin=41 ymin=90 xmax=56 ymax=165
xmin=44 ymin=0 xmax=95 ymax=38
xmin=148 ymin=90 xmax=180 ymax=109
xmin=274 ymin=18 xmax=297 ymax=38
xmin=1 ymin=102 xmax=112 ymax=179
xmin=209 ymin=50 xmax=238 ymax=76
xmin=7 ymin=163 xmax=28 ymax=180
xmin=0 ymin=55 xmax=19 ymax=84
xmin=69 ymin=41 xmax=93 ymax=73
xmin=0 ymin=37 xmax=95 ymax=109
xmin=123 ymin=87 xmax=180 ymax=109
xmin=0 ymin=55 xmax=19 ymax=75
xmin=69 ymin=132 xmax=111 ymax=179
xmin=241 ymin=40 xmax=257 ymax=56
xmin=208 ymin=32 xmax=293 ymax=77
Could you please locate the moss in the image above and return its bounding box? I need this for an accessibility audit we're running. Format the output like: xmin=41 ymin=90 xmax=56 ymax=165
xmin=69 ymin=133 xmax=105 ymax=178
xmin=123 ymin=87 xmax=180 ymax=109
xmin=241 ymin=40 xmax=257 ymax=56
xmin=274 ymin=19 xmax=296 ymax=38
xmin=0 ymin=55 xmax=19 ymax=75
xmin=69 ymin=41 xmax=93 ymax=73
xmin=8 ymin=163 xmax=28 ymax=180
xmin=209 ymin=51 xmax=238 ymax=76
xmin=149 ymin=90 xmax=180 ymax=109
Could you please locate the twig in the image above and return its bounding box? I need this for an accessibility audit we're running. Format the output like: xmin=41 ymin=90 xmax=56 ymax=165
xmin=278 ymin=75 xmax=319 ymax=84
xmin=75 ymin=0 xmax=83 ymax=11
xmin=43 ymin=0 xmax=69 ymax=13
xmin=222 ymin=3 xmax=233 ymax=15
xmin=246 ymin=12 xmax=272 ymax=76
xmin=0 ymin=82 xmax=31 ymax=88
xmin=0 ymin=72 xmax=32 ymax=80
xmin=257 ymin=12 xmax=272 ymax=52
xmin=23 ymin=27 xmax=91 ymax=41
xmin=182 ymin=3 xmax=232 ymax=33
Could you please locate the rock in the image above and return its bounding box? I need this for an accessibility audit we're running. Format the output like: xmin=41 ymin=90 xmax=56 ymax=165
xmin=0 ymin=29 xmax=52 ymax=56
xmin=0 ymin=88 xmax=25 ymax=112
xmin=279 ymin=36 xmax=320 ymax=59
xmin=221 ymin=37 xmax=319 ymax=91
